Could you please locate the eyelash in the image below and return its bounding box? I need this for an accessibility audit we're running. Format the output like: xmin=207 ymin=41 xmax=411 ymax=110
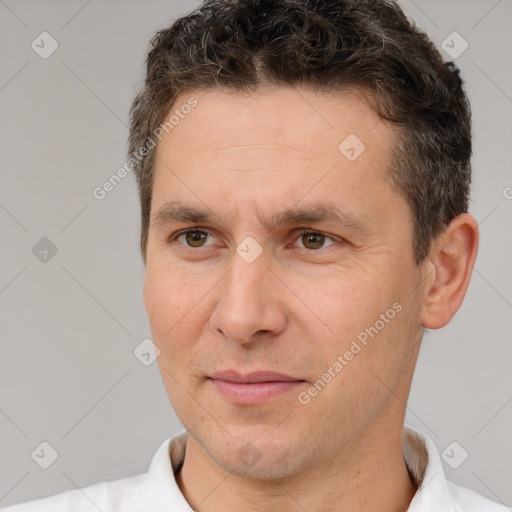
xmin=169 ymin=228 xmax=341 ymax=251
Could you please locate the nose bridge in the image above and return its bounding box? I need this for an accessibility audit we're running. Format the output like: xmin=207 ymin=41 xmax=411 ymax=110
xmin=227 ymin=247 xmax=267 ymax=300
xmin=210 ymin=245 xmax=285 ymax=343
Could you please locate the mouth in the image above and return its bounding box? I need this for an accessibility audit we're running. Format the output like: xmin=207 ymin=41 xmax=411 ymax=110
xmin=207 ymin=370 xmax=307 ymax=405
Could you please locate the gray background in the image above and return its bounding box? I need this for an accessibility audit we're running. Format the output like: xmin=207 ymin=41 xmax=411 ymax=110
xmin=1 ymin=0 xmax=511 ymax=508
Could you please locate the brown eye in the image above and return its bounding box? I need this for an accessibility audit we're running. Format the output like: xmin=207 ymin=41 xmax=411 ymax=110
xmin=295 ymin=232 xmax=335 ymax=250
xmin=303 ymin=233 xmax=324 ymax=249
xmin=182 ymin=230 xmax=209 ymax=247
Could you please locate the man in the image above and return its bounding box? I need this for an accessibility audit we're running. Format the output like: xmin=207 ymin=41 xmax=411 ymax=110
xmin=4 ymin=0 xmax=508 ymax=511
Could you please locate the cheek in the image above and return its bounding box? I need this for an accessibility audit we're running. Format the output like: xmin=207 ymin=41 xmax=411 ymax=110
xmin=297 ymin=266 xmax=415 ymax=400
xmin=295 ymin=269 xmax=394 ymax=345
xmin=144 ymin=269 xmax=211 ymax=413
xmin=143 ymin=266 xmax=208 ymax=354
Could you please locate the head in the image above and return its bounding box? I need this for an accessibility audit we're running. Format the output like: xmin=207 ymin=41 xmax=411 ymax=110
xmin=129 ymin=0 xmax=478 ymax=479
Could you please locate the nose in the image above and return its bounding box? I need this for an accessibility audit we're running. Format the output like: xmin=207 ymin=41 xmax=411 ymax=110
xmin=209 ymin=248 xmax=287 ymax=344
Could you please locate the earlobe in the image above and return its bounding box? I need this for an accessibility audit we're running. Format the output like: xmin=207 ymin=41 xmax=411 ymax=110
xmin=420 ymin=214 xmax=479 ymax=329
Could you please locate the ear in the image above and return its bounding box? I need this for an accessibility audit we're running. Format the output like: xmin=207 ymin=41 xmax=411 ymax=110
xmin=420 ymin=214 xmax=479 ymax=329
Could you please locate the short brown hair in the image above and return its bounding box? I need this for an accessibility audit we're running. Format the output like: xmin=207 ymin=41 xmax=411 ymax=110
xmin=128 ymin=0 xmax=471 ymax=264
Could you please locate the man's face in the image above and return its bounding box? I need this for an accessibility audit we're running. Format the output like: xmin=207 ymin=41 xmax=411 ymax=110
xmin=144 ymin=87 xmax=426 ymax=478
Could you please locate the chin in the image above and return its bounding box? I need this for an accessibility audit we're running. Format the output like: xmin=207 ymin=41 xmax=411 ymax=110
xmin=217 ymin=439 xmax=304 ymax=480
xmin=192 ymin=422 xmax=308 ymax=480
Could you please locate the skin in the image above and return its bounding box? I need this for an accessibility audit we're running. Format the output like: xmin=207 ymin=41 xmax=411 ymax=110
xmin=143 ymin=86 xmax=479 ymax=512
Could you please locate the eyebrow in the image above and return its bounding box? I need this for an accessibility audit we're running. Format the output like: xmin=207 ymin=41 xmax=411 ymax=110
xmin=152 ymin=200 xmax=374 ymax=234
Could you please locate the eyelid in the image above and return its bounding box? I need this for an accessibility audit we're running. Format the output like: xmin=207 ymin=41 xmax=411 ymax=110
xmin=169 ymin=227 xmax=342 ymax=250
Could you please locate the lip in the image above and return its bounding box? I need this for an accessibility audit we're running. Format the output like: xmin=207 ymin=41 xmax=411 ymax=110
xmin=208 ymin=370 xmax=306 ymax=405
xmin=210 ymin=370 xmax=301 ymax=383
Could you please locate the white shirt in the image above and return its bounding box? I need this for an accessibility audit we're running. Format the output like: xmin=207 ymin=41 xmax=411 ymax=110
xmin=3 ymin=425 xmax=509 ymax=512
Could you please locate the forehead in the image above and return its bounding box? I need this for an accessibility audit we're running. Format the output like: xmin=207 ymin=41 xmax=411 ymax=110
xmin=150 ymin=86 xmax=404 ymax=229
xmin=157 ymin=86 xmax=390 ymax=159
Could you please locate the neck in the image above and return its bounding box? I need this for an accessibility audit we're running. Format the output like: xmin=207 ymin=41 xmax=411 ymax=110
xmin=176 ymin=417 xmax=418 ymax=512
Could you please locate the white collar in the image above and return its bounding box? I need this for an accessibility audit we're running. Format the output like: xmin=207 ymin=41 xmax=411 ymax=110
xmin=402 ymin=425 xmax=454 ymax=511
